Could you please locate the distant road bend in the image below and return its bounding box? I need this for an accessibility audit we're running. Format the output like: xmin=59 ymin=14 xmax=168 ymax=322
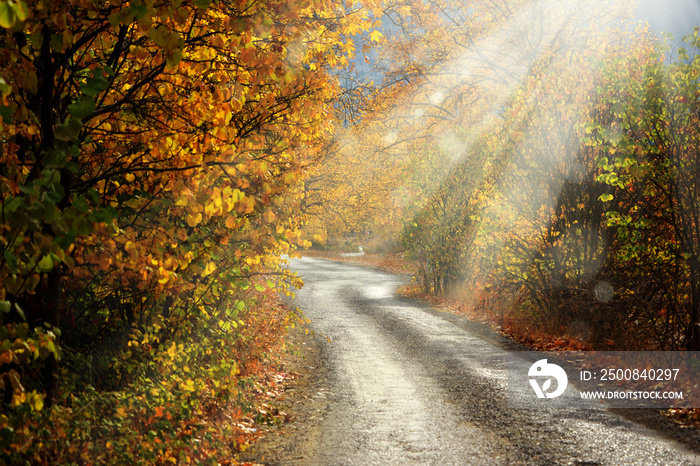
xmin=285 ymin=256 xmax=700 ymax=465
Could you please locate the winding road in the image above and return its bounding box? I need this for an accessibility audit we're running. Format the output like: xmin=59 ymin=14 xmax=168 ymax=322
xmin=280 ymin=256 xmax=700 ymax=465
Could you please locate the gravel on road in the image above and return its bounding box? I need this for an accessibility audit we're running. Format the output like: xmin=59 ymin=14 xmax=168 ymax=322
xmin=241 ymin=257 xmax=700 ymax=465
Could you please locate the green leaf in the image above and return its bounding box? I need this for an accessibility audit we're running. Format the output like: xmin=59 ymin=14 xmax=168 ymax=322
xmin=55 ymin=229 xmax=77 ymax=250
xmin=74 ymin=216 xmax=94 ymax=235
xmin=65 ymin=161 xmax=80 ymax=174
xmin=0 ymin=1 xmax=17 ymax=29
xmin=129 ymin=3 xmax=147 ymax=18
xmin=44 ymin=189 xmax=62 ymax=203
xmin=88 ymin=208 xmax=113 ymax=223
xmin=0 ymin=105 xmax=11 ymax=123
xmin=18 ymin=182 xmax=37 ymax=194
xmin=0 ymin=301 xmax=10 ymax=313
xmin=0 ymin=0 xmax=27 ymax=28
xmin=599 ymin=193 xmax=614 ymax=202
xmin=46 ymin=150 xmax=68 ymax=168
xmin=14 ymin=303 xmax=25 ymax=321
xmin=14 ymin=1 xmax=27 ymax=21
xmin=81 ymin=76 xmax=109 ymax=96
xmin=3 ymin=196 xmax=21 ymax=213
xmin=45 ymin=339 xmax=57 ymax=357
xmin=50 ymin=33 xmax=64 ymax=52
xmin=148 ymin=24 xmax=170 ymax=48
xmin=228 ymin=299 xmax=245 ymax=320
xmin=72 ymin=196 xmax=89 ymax=213
xmin=166 ymin=49 xmax=183 ymax=68
xmin=54 ymin=118 xmax=83 ymax=141
xmin=0 ymin=77 xmax=11 ymax=96
xmin=49 ymin=252 xmax=62 ymax=265
xmin=3 ymin=250 xmax=18 ymax=273
xmin=37 ymin=254 xmax=54 ymax=272
xmin=108 ymin=11 xmax=122 ymax=28
xmin=68 ymin=96 xmax=95 ymax=119
xmin=87 ymin=189 xmax=101 ymax=205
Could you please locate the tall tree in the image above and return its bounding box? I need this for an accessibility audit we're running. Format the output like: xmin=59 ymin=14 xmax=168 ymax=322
xmin=0 ymin=0 xmax=374 ymax=408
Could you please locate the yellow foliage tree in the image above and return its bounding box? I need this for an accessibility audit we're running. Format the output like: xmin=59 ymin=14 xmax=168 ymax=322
xmin=0 ymin=0 xmax=379 ymax=456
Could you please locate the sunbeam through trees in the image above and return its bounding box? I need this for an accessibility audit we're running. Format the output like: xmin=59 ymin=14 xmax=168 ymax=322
xmin=2 ymin=0 xmax=700 ymax=462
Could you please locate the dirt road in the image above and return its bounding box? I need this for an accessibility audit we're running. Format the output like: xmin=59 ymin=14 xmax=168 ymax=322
xmin=245 ymin=257 xmax=700 ymax=465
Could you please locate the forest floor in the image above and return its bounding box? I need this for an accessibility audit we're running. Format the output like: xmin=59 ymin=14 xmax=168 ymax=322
xmin=237 ymin=322 xmax=328 ymax=465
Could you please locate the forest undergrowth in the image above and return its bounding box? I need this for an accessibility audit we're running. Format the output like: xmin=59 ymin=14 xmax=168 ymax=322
xmin=2 ymin=283 xmax=305 ymax=465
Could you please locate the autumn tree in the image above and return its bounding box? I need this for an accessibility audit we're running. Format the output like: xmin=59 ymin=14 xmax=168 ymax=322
xmin=0 ymin=0 xmax=378 ymax=460
xmin=303 ymin=0 xmax=535 ymax=248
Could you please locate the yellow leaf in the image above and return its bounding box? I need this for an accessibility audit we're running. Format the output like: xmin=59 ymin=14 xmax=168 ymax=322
xmin=158 ymin=268 xmax=169 ymax=284
xmin=186 ymin=212 xmax=202 ymax=227
xmin=28 ymin=392 xmax=44 ymax=411
xmin=203 ymin=261 xmax=217 ymax=276
xmin=369 ymin=29 xmax=383 ymax=43
xmin=181 ymin=379 xmax=195 ymax=392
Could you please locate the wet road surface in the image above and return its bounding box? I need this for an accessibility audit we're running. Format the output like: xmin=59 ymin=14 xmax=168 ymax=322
xmin=287 ymin=257 xmax=700 ymax=465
